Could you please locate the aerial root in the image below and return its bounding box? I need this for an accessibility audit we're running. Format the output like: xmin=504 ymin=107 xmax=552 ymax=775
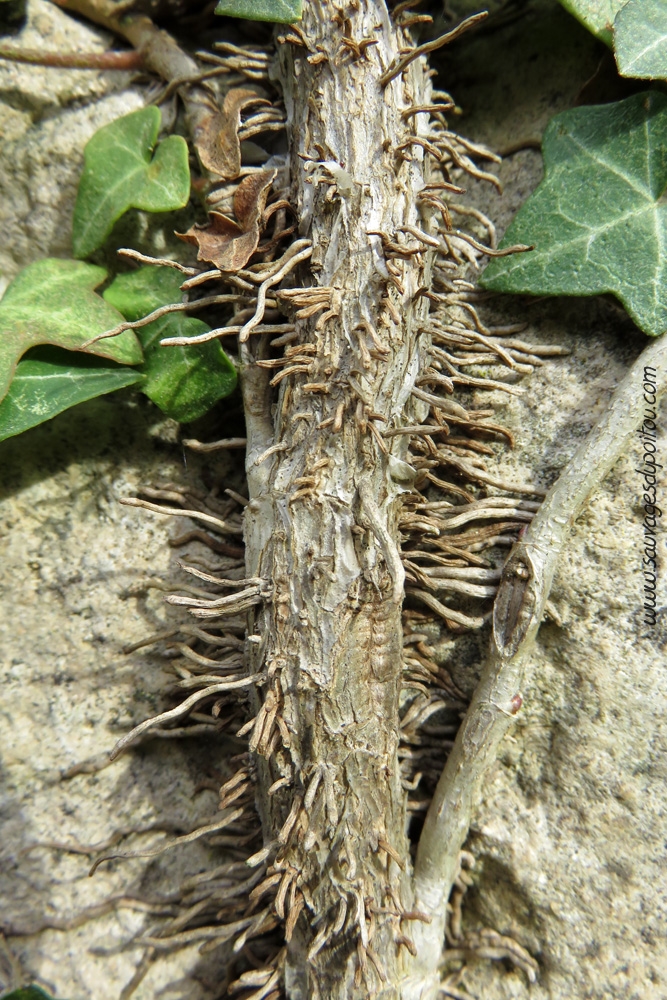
xmin=88 ymin=809 xmax=250 ymax=875
xmin=117 ymin=946 xmax=161 ymax=1000
xmin=238 ymin=241 xmax=313 ymax=342
xmin=380 ymin=11 xmax=488 ymax=86
xmin=444 ymin=928 xmax=539 ymax=985
xmin=182 ymin=436 xmax=247 ymax=451
xmin=2 ymin=895 xmax=178 ymax=938
xmin=109 ymin=675 xmax=263 ymax=761
xmin=120 ymin=497 xmax=242 ymax=536
xmin=438 ymin=968 xmax=476 ymax=1000
xmin=394 ymin=268 xmax=563 ymax=665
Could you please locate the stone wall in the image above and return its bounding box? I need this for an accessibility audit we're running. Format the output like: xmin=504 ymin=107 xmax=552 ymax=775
xmin=1 ymin=2 xmax=665 ymax=999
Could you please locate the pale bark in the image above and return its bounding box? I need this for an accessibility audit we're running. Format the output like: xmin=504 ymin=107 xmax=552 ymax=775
xmin=242 ymin=3 xmax=436 ymax=996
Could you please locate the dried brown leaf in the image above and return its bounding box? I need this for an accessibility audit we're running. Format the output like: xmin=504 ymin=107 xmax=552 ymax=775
xmin=177 ymin=169 xmax=277 ymax=271
xmin=233 ymin=168 xmax=276 ymax=229
xmin=195 ymin=88 xmax=270 ymax=179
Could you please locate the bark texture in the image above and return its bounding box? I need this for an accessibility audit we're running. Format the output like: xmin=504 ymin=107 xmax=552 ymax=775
xmin=242 ymin=3 xmax=434 ymax=996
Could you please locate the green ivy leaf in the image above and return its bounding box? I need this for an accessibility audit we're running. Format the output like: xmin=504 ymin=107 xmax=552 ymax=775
xmin=1 ymin=988 xmax=63 ymax=1000
xmin=614 ymin=0 xmax=667 ymax=79
xmin=72 ymin=107 xmax=191 ymax=259
xmin=104 ymin=268 xmax=238 ymax=422
xmin=214 ymin=0 xmax=301 ymax=23
xmin=480 ymin=92 xmax=667 ymax=338
xmin=557 ymin=0 xmax=625 ymax=46
xmin=0 ymin=347 xmax=144 ymax=443
xmin=0 ymin=258 xmax=142 ymax=404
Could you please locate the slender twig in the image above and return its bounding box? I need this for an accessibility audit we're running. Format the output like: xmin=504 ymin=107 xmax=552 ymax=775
xmin=240 ymin=338 xmax=276 ymax=497
xmin=410 ymin=335 xmax=667 ymax=970
xmin=0 ymin=45 xmax=142 ymax=69
xmin=51 ymin=0 xmax=214 ymax=140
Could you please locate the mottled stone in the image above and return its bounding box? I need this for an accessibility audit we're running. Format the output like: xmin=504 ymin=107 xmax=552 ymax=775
xmin=1 ymin=1 xmax=666 ymax=999
xmin=436 ymin=5 xmax=667 ymax=999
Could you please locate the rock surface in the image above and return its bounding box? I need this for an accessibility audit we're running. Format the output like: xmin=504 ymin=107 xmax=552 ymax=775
xmin=1 ymin=2 xmax=665 ymax=1000
xmin=437 ymin=5 xmax=667 ymax=999
xmin=0 ymin=4 xmax=239 ymax=999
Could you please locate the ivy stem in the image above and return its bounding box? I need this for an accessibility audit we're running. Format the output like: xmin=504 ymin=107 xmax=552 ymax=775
xmin=50 ymin=0 xmax=214 ymax=139
xmin=410 ymin=333 xmax=667 ymax=952
xmin=0 ymin=45 xmax=143 ymax=69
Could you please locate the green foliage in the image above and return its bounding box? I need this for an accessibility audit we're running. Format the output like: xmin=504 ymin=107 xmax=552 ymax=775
xmin=614 ymin=0 xmax=667 ymax=79
xmin=1 ymin=988 xmax=62 ymax=1000
xmin=559 ymin=0 xmax=667 ymax=78
xmin=214 ymin=0 xmax=301 ymax=23
xmin=72 ymin=107 xmax=191 ymax=259
xmin=0 ymin=348 xmax=144 ymax=443
xmin=104 ymin=268 xmax=237 ymax=422
xmin=0 ymin=258 xmax=142 ymax=403
xmin=480 ymin=92 xmax=667 ymax=337
xmin=557 ymin=0 xmax=624 ymax=46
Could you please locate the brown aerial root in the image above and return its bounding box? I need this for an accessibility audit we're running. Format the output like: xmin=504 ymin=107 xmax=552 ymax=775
xmin=1 ymin=894 xmax=180 ymax=938
xmin=379 ymin=11 xmax=488 ymax=86
xmin=197 ymin=41 xmax=272 ymax=83
xmin=76 ymin=471 xmax=294 ymax=986
xmin=392 ymin=187 xmax=566 ymax=638
xmin=438 ymin=853 xmax=539 ymax=985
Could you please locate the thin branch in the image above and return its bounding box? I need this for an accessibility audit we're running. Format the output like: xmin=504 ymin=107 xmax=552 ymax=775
xmin=411 ymin=335 xmax=667 ymax=961
xmin=51 ymin=0 xmax=215 ymax=142
xmin=0 ymin=45 xmax=142 ymax=69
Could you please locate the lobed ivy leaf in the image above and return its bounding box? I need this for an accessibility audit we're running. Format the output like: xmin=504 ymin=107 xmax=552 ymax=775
xmin=72 ymin=107 xmax=191 ymax=259
xmin=614 ymin=0 xmax=667 ymax=79
xmin=480 ymin=92 xmax=667 ymax=337
xmin=0 ymin=347 xmax=144 ymax=443
xmin=557 ymin=0 xmax=624 ymax=46
xmin=103 ymin=267 xmax=238 ymax=422
xmin=214 ymin=0 xmax=301 ymax=23
xmin=0 ymin=258 xmax=142 ymax=404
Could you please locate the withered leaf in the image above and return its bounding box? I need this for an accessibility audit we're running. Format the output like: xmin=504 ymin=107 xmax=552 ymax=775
xmin=177 ymin=168 xmax=277 ymax=271
xmin=233 ymin=167 xmax=277 ymax=229
xmin=195 ymin=88 xmax=270 ymax=179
